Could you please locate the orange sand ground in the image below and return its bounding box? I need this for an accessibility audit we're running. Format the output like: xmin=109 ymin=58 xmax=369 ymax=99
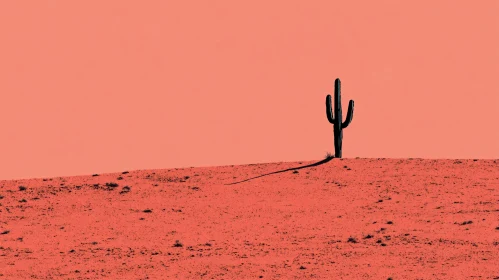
xmin=1 ymin=158 xmax=498 ymax=279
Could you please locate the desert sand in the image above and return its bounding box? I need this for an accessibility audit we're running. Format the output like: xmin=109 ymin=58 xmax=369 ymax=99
xmin=0 ymin=158 xmax=498 ymax=279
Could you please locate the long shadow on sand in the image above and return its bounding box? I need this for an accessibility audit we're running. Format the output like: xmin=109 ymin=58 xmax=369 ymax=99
xmin=225 ymin=156 xmax=335 ymax=185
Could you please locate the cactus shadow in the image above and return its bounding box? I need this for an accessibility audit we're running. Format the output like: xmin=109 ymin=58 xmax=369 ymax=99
xmin=224 ymin=155 xmax=335 ymax=185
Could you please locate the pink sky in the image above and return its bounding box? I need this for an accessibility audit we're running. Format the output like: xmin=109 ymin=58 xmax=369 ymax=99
xmin=0 ymin=1 xmax=498 ymax=180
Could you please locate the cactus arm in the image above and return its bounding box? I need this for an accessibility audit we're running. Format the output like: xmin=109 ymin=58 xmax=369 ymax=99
xmin=326 ymin=94 xmax=335 ymax=123
xmin=341 ymin=100 xmax=354 ymax=129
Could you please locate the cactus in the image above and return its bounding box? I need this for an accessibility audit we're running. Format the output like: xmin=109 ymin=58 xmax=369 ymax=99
xmin=325 ymin=78 xmax=354 ymax=158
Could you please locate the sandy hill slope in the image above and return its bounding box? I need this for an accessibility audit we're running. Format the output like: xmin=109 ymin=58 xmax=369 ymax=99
xmin=0 ymin=158 xmax=498 ymax=279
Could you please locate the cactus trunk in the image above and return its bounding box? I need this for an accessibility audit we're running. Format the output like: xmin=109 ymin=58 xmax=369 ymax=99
xmin=325 ymin=78 xmax=354 ymax=158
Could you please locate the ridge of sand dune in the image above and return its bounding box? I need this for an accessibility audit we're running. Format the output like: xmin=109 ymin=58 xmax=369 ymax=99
xmin=0 ymin=158 xmax=498 ymax=279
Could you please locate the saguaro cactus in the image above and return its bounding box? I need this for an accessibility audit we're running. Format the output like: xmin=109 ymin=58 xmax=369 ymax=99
xmin=325 ymin=78 xmax=354 ymax=158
